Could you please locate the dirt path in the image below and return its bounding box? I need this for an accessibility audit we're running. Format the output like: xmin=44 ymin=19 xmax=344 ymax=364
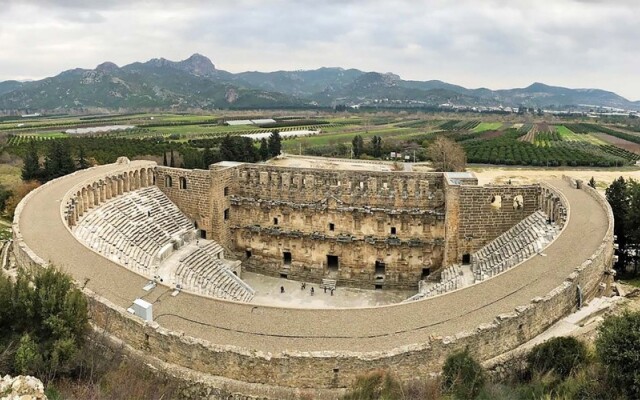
xmin=468 ymin=166 xmax=640 ymax=191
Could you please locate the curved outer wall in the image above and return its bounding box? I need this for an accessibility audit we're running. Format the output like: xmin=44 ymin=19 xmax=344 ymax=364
xmin=11 ymin=164 xmax=613 ymax=392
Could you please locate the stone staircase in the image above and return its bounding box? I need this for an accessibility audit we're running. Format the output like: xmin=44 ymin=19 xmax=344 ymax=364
xmin=320 ymin=279 xmax=337 ymax=290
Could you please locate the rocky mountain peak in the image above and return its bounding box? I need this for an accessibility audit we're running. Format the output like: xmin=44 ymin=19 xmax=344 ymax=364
xmin=95 ymin=61 xmax=119 ymax=73
xmin=178 ymin=53 xmax=216 ymax=76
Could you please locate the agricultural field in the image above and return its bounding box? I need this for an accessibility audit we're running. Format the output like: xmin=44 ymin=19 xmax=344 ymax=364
xmin=2 ymin=112 xmax=640 ymax=169
xmin=472 ymin=122 xmax=503 ymax=133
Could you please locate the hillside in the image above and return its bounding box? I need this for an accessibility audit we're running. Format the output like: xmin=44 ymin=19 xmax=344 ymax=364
xmin=0 ymin=54 xmax=638 ymax=111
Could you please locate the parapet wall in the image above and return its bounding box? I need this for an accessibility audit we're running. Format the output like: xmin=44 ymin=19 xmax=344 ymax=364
xmin=11 ymin=165 xmax=613 ymax=394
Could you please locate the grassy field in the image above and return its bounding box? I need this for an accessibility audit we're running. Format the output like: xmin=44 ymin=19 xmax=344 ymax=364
xmin=472 ymin=122 xmax=502 ymax=133
xmin=556 ymin=125 xmax=606 ymax=145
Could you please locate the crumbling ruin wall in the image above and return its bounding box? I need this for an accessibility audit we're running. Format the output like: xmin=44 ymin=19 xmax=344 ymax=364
xmin=156 ymin=167 xmax=212 ymax=235
xmin=228 ymin=165 xmax=447 ymax=288
xmin=454 ymin=185 xmax=542 ymax=263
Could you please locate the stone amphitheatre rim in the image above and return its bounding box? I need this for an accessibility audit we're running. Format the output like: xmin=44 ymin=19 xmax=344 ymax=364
xmin=11 ymin=158 xmax=614 ymax=393
xmin=53 ymin=161 xmax=572 ymax=311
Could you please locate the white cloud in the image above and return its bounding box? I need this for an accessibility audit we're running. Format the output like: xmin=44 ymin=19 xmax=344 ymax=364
xmin=0 ymin=0 xmax=638 ymax=100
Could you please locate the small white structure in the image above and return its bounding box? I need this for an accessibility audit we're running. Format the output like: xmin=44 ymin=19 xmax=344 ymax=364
xmin=130 ymin=298 xmax=153 ymax=321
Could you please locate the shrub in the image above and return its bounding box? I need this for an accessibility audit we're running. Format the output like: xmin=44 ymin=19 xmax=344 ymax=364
xmin=442 ymin=348 xmax=486 ymax=399
xmin=341 ymin=369 xmax=402 ymax=400
xmin=526 ymin=337 xmax=588 ymax=379
xmin=596 ymin=311 xmax=640 ymax=399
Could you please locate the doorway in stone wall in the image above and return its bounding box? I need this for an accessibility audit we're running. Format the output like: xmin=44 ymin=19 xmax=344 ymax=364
xmin=375 ymin=261 xmax=386 ymax=277
xmin=283 ymin=251 xmax=292 ymax=266
xmin=462 ymin=253 xmax=471 ymax=265
xmin=327 ymin=255 xmax=339 ymax=274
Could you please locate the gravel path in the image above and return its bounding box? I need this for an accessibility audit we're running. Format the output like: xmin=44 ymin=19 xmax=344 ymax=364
xmin=18 ymin=165 xmax=608 ymax=353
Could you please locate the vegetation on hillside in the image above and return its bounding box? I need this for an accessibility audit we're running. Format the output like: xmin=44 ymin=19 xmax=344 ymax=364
xmin=341 ymin=315 xmax=640 ymax=399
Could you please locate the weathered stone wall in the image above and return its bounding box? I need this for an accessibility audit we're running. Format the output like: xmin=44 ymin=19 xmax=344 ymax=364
xmin=225 ymin=165 xmax=448 ymax=287
xmin=156 ymin=167 xmax=212 ymax=237
xmin=155 ymin=163 xmax=558 ymax=287
xmin=455 ymin=185 xmax=542 ymax=262
xmin=231 ymin=165 xmax=445 ymax=208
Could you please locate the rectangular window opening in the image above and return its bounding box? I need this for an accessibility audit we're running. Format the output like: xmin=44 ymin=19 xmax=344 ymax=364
xmin=421 ymin=268 xmax=431 ymax=280
xmin=224 ymin=209 xmax=230 ymax=220
xmin=329 ymin=223 xmax=335 ymax=231
xmin=390 ymin=227 xmax=397 ymax=235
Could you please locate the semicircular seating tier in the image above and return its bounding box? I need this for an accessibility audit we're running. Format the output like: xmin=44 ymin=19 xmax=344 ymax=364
xmin=405 ymin=210 xmax=560 ymax=302
xmin=471 ymin=210 xmax=559 ymax=281
xmin=73 ymin=186 xmax=254 ymax=302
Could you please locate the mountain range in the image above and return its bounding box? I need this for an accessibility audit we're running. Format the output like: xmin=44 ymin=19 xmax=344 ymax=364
xmin=1 ymin=53 xmax=638 ymax=112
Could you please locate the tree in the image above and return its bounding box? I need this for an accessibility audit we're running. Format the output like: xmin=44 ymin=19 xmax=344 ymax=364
xmin=427 ymin=136 xmax=466 ymax=172
xmin=259 ymin=138 xmax=270 ymax=161
xmin=0 ymin=184 xmax=11 ymax=214
xmin=268 ymin=130 xmax=282 ymax=157
xmin=44 ymin=140 xmax=75 ymax=181
xmin=588 ymin=176 xmax=596 ymax=189
xmin=77 ymin=146 xmax=90 ymax=170
xmin=625 ymin=181 xmax=640 ymax=273
xmin=5 ymin=181 xmax=40 ymax=219
xmin=163 ymin=152 xmax=168 ymax=167
xmin=219 ymin=135 xmax=259 ymax=163
xmin=527 ymin=336 xmax=587 ymax=379
xmin=606 ymin=177 xmax=629 ymax=271
xmin=220 ymin=135 xmax=234 ymax=161
xmin=169 ymin=149 xmax=175 ymax=167
xmin=0 ymin=267 xmax=88 ymax=380
xmin=371 ymin=135 xmax=383 ymax=158
xmin=202 ymin=146 xmax=216 ymax=167
xmin=352 ymin=135 xmax=364 ymax=158
xmin=21 ymin=140 xmax=41 ymax=181
xmin=596 ymin=311 xmax=640 ymax=399
xmin=442 ymin=348 xmax=485 ymax=399
xmin=14 ymin=333 xmax=41 ymax=375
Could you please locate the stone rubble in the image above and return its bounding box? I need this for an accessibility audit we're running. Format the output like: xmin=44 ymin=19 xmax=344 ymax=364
xmin=0 ymin=375 xmax=47 ymax=400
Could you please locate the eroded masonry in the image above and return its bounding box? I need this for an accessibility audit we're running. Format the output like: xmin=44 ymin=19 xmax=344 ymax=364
xmin=155 ymin=162 xmax=561 ymax=289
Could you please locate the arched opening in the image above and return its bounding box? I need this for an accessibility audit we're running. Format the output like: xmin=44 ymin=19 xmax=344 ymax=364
xmin=165 ymin=175 xmax=173 ymax=187
xmin=490 ymin=195 xmax=502 ymax=209
xmin=513 ymin=195 xmax=524 ymax=210
xmin=179 ymin=177 xmax=188 ymax=190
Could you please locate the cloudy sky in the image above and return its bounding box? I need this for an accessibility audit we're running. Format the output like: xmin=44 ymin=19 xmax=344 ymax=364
xmin=0 ymin=0 xmax=638 ymax=100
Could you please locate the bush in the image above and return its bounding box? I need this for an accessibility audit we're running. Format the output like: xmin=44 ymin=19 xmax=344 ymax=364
xmin=596 ymin=311 xmax=640 ymax=399
xmin=526 ymin=337 xmax=588 ymax=379
xmin=341 ymin=370 xmax=403 ymax=400
xmin=442 ymin=348 xmax=486 ymax=399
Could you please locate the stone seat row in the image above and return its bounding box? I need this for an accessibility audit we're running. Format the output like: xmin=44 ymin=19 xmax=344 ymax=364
xmin=174 ymin=248 xmax=254 ymax=302
xmin=473 ymin=211 xmax=552 ymax=262
xmin=471 ymin=210 xmax=559 ymax=282
xmin=74 ymin=187 xmax=195 ymax=276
